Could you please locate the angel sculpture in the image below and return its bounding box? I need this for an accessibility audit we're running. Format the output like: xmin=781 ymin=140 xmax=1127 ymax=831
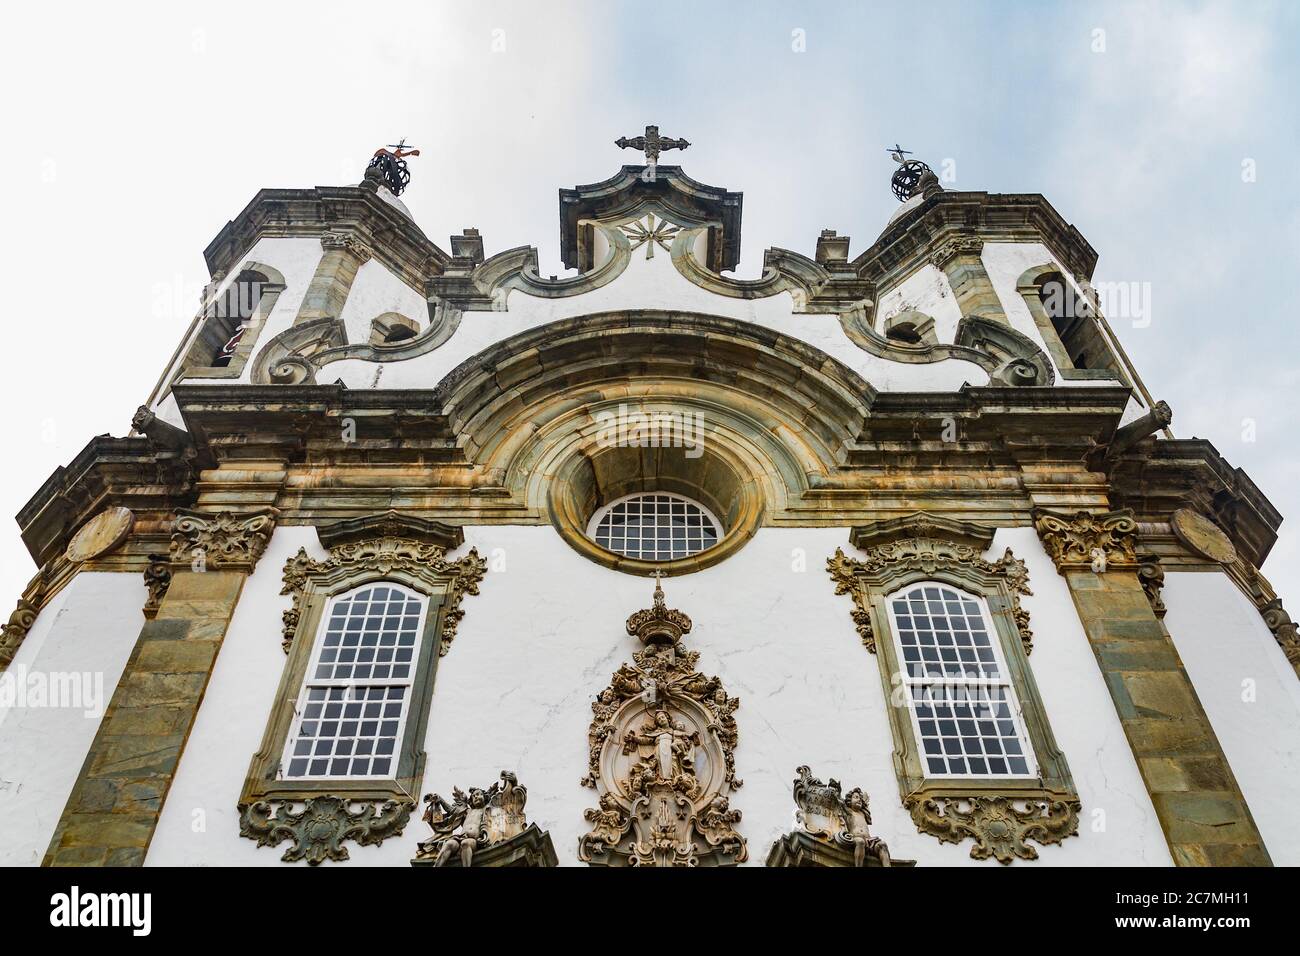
xmin=420 ymin=785 xmax=489 ymax=867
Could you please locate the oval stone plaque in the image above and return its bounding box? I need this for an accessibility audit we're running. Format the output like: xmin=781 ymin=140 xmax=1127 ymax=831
xmin=65 ymin=506 xmax=135 ymax=562
xmin=1170 ymin=508 xmax=1237 ymax=564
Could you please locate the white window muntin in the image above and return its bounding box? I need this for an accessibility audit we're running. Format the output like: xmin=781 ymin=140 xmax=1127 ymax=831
xmin=586 ymin=492 xmax=722 ymax=562
xmin=885 ymin=582 xmax=1038 ymax=780
xmin=281 ymin=582 xmax=429 ymax=781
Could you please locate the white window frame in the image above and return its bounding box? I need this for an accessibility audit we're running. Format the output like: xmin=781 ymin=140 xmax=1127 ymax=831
xmin=586 ymin=491 xmax=723 ymax=562
xmin=885 ymin=581 xmax=1039 ymax=781
xmin=280 ymin=581 xmax=429 ymax=782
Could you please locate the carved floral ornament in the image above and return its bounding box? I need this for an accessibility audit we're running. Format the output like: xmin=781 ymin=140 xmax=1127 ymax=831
xmin=168 ymin=507 xmax=278 ymax=572
xmin=1033 ymin=508 xmax=1138 ymax=573
xmin=827 ymin=529 xmax=1035 ymax=655
xmin=279 ymin=517 xmax=486 ymax=655
xmin=906 ymin=794 xmax=1080 ymax=865
xmin=579 ymin=576 xmax=746 ymax=866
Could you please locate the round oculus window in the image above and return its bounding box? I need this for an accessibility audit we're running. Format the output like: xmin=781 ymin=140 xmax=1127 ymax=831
xmin=587 ymin=492 xmax=722 ymax=562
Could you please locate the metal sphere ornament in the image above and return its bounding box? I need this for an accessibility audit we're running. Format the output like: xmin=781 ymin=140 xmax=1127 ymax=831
xmin=890 ymin=159 xmax=933 ymax=202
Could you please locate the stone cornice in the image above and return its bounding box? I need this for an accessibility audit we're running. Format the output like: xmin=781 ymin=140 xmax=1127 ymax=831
xmin=16 ymin=435 xmax=196 ymax=567
xmin=202 ymin=186 xmax=450 ymax=294
xmin=1107 ymin=438 xmax=1281 ymax=569
xmin=852 ymin=191 xmax=1098 ymax=287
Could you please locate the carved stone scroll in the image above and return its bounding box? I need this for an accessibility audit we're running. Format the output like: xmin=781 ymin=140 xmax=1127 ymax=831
xmin=905 ymin=794 xmax=1080 ymax=865
xmin=239 ymin=796 xmax=411 ymax=866
xmin=578 ymin=577 xmax=746 ymax=866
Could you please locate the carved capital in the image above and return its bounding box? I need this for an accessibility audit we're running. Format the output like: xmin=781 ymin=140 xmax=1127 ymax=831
xmin=239 ymin=796 xmax=412 ymax=865
xmin=168 ymin=508 xmax=278 ymax=572
xmin=1033 ymin=508 xmax=1138 ymax=573
xmin=320 ymin=230 xmax=372 ymax=262
xmin=905 ymin=793 xmax=1080 ymax=864
xmin=1259 ymin=599 xmax=1300 ymax=668
xmin=929 ymin=235 xmax=984 ymax=270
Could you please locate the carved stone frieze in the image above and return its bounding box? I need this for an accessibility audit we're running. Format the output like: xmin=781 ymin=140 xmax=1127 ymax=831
xmin=279 ymin=514 xmax=485 ymax=654
xmin=239 ymin=796 xmax=412 ymax=865
xmin=579 ymin=577 xmax=746 ymax=866
xmin=905 ymin=793 xmax=1080 ymax=864
xmin=767 ymin=766 xmax=903 ymax=868
xmin=413 ymin=771 xmax=556 ymax=867
xmin=142 ymin=553 xmax=172 ymax=619
xmin=1034 ymin=508 xmax=1139 ymax=573
xmin=168 ymin=508 xmax=278 ymax=572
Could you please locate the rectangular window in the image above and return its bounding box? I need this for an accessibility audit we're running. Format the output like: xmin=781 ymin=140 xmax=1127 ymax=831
xmin=886 ymin=583 xmax=1037 ymax=779
xmin=281 ymin=583 xmax=427 ymax=780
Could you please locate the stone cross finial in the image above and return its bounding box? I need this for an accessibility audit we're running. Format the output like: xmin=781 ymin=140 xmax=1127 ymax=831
xmin=615 ymin=125 xmax=690 ymax=165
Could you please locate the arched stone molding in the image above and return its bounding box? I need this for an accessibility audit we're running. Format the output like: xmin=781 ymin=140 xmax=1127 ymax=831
xmin=1015 ymin=263 xmax=1122 ymax=382
xmin=429 ymin=311 xmax=874 ymax=572
xmin=954 ymin=314 xmax=1056 ymax=386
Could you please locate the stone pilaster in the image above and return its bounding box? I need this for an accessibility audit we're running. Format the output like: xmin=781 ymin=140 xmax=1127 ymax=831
xmin=930 ymin=236 xmax=1007 ymax=323
xmin=42 ymin=507 xmax=277 ymax=867
xmin=294 ymin=231 xmax=371 ymax=325
xmin=1034 ymin=508 xmax=1271 ymax=866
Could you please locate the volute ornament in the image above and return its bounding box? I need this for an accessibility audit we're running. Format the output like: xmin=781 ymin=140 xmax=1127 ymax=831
xmin=578 ymin=577 xmax=746 ymax=866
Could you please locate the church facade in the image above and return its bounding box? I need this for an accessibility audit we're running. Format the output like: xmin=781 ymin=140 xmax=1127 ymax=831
xmin=2 ymin=135 xmax=1296 ymax=867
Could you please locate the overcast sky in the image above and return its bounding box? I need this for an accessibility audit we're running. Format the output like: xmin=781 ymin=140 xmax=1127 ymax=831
xmin=1 ymin=0 xmax=1296 ymax=606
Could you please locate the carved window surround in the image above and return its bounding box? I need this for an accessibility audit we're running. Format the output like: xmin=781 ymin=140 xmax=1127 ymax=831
xmin=827 ymin=513 xmax=1080 ymax=863
xmin=239 ymin=511 xmax=485 ymax=863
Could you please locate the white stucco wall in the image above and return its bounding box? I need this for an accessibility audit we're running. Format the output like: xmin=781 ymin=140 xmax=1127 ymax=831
xmin=0 ymin=572 xmax=146 ymax=865
xmin=148 ymin=524 xmax=1167 ymax=866
xmin=1162 ymin=571 xmax=1300 ymax=866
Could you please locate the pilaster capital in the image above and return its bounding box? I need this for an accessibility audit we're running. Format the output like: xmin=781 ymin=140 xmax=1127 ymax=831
xmin=168 ymin=507 xmax=279 ymax=572
xmin=1032 ymin=507 xmax=1138 ymax=573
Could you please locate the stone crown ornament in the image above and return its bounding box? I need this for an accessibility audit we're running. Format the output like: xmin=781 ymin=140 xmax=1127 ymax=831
xmin=625 ymin=571 xmax=693 ymax=644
